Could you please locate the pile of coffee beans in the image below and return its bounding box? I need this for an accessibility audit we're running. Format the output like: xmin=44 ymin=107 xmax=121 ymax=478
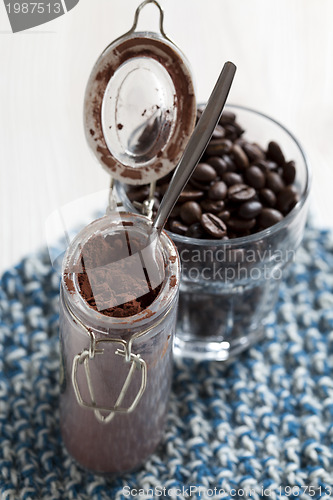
xmin=127 ymin=109 xmax=300 ymax=239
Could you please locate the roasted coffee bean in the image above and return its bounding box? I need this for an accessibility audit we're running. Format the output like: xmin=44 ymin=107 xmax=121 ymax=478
xmin=258 ymin=208 xmax=284 ymax=228
xmin=200 ymin=199 xmax=225 ymax=214
xmin=127 ymin=186 xmax=149 ymax=202
xmin=223 ymin=154 xmax=237 ymax=172
xmin=189 ymin=178 xmax=211 ymax=191
xmin=242 ymin=142 xmax=265 ymax=162
xmin=178 ymin=188 xmax=204 ymax=203
xmin=158 ymin=183 xmax=171 ymax=196
xmin=180 ymin=201 xmax=202 ymax=225
xmin=238 ymin=200 xmax=263 ymax=219
xmin=208 ymin=181 xmax=227 ymax=200
xmin=222 ymin=172 xmax=243 ymax=186
xmin=224 ymin=122 xmax=244 ymax=139
xmin=266 ymin=171 xmax=285 ymax=193
xmin=267 ymin=141 xmax=285 ymax=165
xmin=219 ymin=110 xmax=236 ymax=124
xmin=200 ymin=213 xmax=227 ymax=238
xmin=186 ymin=223 xmax=205 ymax=239
xmin=206 ymin=138 xmax=232 ymax=156
xmin=211 ymin=124 xmax=225 ymax=140
xmin=235 ymin=137 xmax=246 ymax=147
xmin=169 ymin=220 xmax=188 ymax=235
xmin=245 ymin=166 xmax=266 ymax=189
xmin=259 ymin=188 xmax=276 ymax=207
xmin=217 ymin=210 xmax=231 ymax=222
xmin=169 ymin=205 xmax=181 ymax=218
xmin=256 ymin=159 xmax=278 ymax=172
xmin=227 ymin=217 xmax=256 ymax=231
xmin=276 ymin=186 xmax=299 ymax=214
xmin=283 ymin=160 xmax=296 ymax=185
xmin=206 ymin=156 xmax=228 ymax=176
xmin=228 ymin=183 xmax=256 ymax=202
xmin=192 ymin=162 xmax=217 ymax=182
xmin=231 ymin=144 xmax=249 ymax=170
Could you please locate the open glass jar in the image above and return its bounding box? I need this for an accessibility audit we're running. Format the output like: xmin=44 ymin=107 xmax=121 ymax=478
xmin=59 ymin=213 xmax=180 ymax=474
xmin=116 ymin=105 xmax=311 ymax=361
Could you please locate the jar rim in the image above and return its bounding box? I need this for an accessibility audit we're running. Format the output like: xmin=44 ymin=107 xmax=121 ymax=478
xmin=84 ymin=30 xmax=196 ymax=186
xmin=61 ymin=212 xmax=180 ymax=333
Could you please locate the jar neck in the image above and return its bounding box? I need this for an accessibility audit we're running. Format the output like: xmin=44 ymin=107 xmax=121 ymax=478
xmin=61 ymin=214 xmax=180 ymax=338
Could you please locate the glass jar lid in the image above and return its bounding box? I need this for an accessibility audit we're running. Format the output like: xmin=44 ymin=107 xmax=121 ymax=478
xmin=84 ymin=0 xmax=196 ymax=185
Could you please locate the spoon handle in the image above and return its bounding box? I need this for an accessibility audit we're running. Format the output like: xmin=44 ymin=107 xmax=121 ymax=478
xmin=152 ymin=61 xmax=236 ymax=234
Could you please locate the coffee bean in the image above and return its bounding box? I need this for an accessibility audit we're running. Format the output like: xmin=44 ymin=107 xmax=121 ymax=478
xmin=200 ymin=199 xmax=225 ymax=214
xmin=169 ymin=220 xmax=188 ymax=235
xmin=192 ymin=162 xmax=217 ymax=182
xmin=276 ymin=186 xmax=299 ymax=214
xmin=224 ymin=122 xmax=244 ymax=139
xmin=178 ymin=188 xmax=204 ymax=203
xmin=231 ymin=144 xmax=249 ymax=170
xmin=127 ymin=186 xmax=149 ymax=202
xmin=238 ymin=200 xmax=263 ymax=219
xmin=259 ymin=188 xmax=276 ymax=207
xmin=208 ymin=181 xmax=227 ymax=200
xmin=235 ymin=137 xmax=246 ymax=147
xmin=266 ymin=171 xmax=285 ymax=193
xmin=219 ymin=110 xmax=236 ymax=124
xmin=220 ymin=139 xmax=234 ymax=153
xmin=223 ymin=154 xmax=237 ymax=172
xmin=217 ymin=210 xmax=231 ymax=222
xmin=283 ymin=160 xmax=296 ymax=185
xmin=169 ymin=205 xmax=181 ymax=218
xmin=228 ymin=183 xmax=256 ymax=203
xmin=242 ymin=142 xmax=265 ymax=162
xmin=222 ymin=172 xmax=243 ymax=186
xmin=158 ymin=183 xmax=169 ymax=196
xmin=211 ymin=124 xmax=225 ymax=140
xmin=227 ymin=217 xmax=256 ymax=231
xmin=245 ymin=166 xmax=266 ymax=189
xmin=206 ymin=139 xmax=232 ymax=156
xmin=186 ymin=223 xmax=205 ymax=239
xmin=258 ymin=208 xmax=284 ymax=228
xmin=256 ymin=159 xmax=278 ymax=172
xmin=267 ymin=141 xmax=285 ymax=165
xmin=189 ymin=178 xmax=211 ymax=191
xmin=200 ymin=213 xmax=227 ymax=238
xmin=180 ymin=201 xmax=202 ymax=225
xmin=206 ymin=156 xmax=228 ymax=176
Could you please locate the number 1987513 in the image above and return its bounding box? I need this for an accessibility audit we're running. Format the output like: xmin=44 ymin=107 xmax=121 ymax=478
xmin=6 ymin=3 xmax=62 ymax=14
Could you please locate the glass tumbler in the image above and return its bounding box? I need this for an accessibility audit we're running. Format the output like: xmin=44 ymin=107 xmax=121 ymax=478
xmin=117 ymin=105 xmax=311 ymax=361
xmin=59 ymin=213 xmax=180 ymax=474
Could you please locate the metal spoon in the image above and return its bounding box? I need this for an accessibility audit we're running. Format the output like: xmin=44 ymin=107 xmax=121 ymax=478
xmin=87 ymin=61 xmax=237 ymax=311
xmin=152 ymin=61 xmax=237 ymax=234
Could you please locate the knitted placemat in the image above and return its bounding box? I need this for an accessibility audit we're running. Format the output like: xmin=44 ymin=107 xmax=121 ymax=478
xmin=1 ymin=226 xmax=333 ymax=500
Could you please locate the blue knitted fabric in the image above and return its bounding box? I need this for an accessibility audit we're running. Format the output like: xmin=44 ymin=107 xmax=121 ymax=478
xmin=1 ymin=226 xmax=333 ymax=500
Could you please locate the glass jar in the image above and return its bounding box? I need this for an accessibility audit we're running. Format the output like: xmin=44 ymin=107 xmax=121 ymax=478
xmin=59 ymin=213 xmax=180 ymax=474
xmin=116 ymin=105 xmax=311 ymax=361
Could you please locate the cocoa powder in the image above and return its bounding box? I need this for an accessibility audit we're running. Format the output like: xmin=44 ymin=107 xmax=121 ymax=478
xmin=65 ymin=231 xmax=162 ymax=318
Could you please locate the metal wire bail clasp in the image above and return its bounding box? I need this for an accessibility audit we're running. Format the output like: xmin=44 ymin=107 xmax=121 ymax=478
xmin=72 ymin=330 xmax=147 ymax=425
xmin=127 ymin=0 xmax=171 ymax=42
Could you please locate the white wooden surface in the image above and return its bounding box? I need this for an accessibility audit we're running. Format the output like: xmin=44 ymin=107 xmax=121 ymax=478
xmin=1 ymin=0 xmax=333 ymax=274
